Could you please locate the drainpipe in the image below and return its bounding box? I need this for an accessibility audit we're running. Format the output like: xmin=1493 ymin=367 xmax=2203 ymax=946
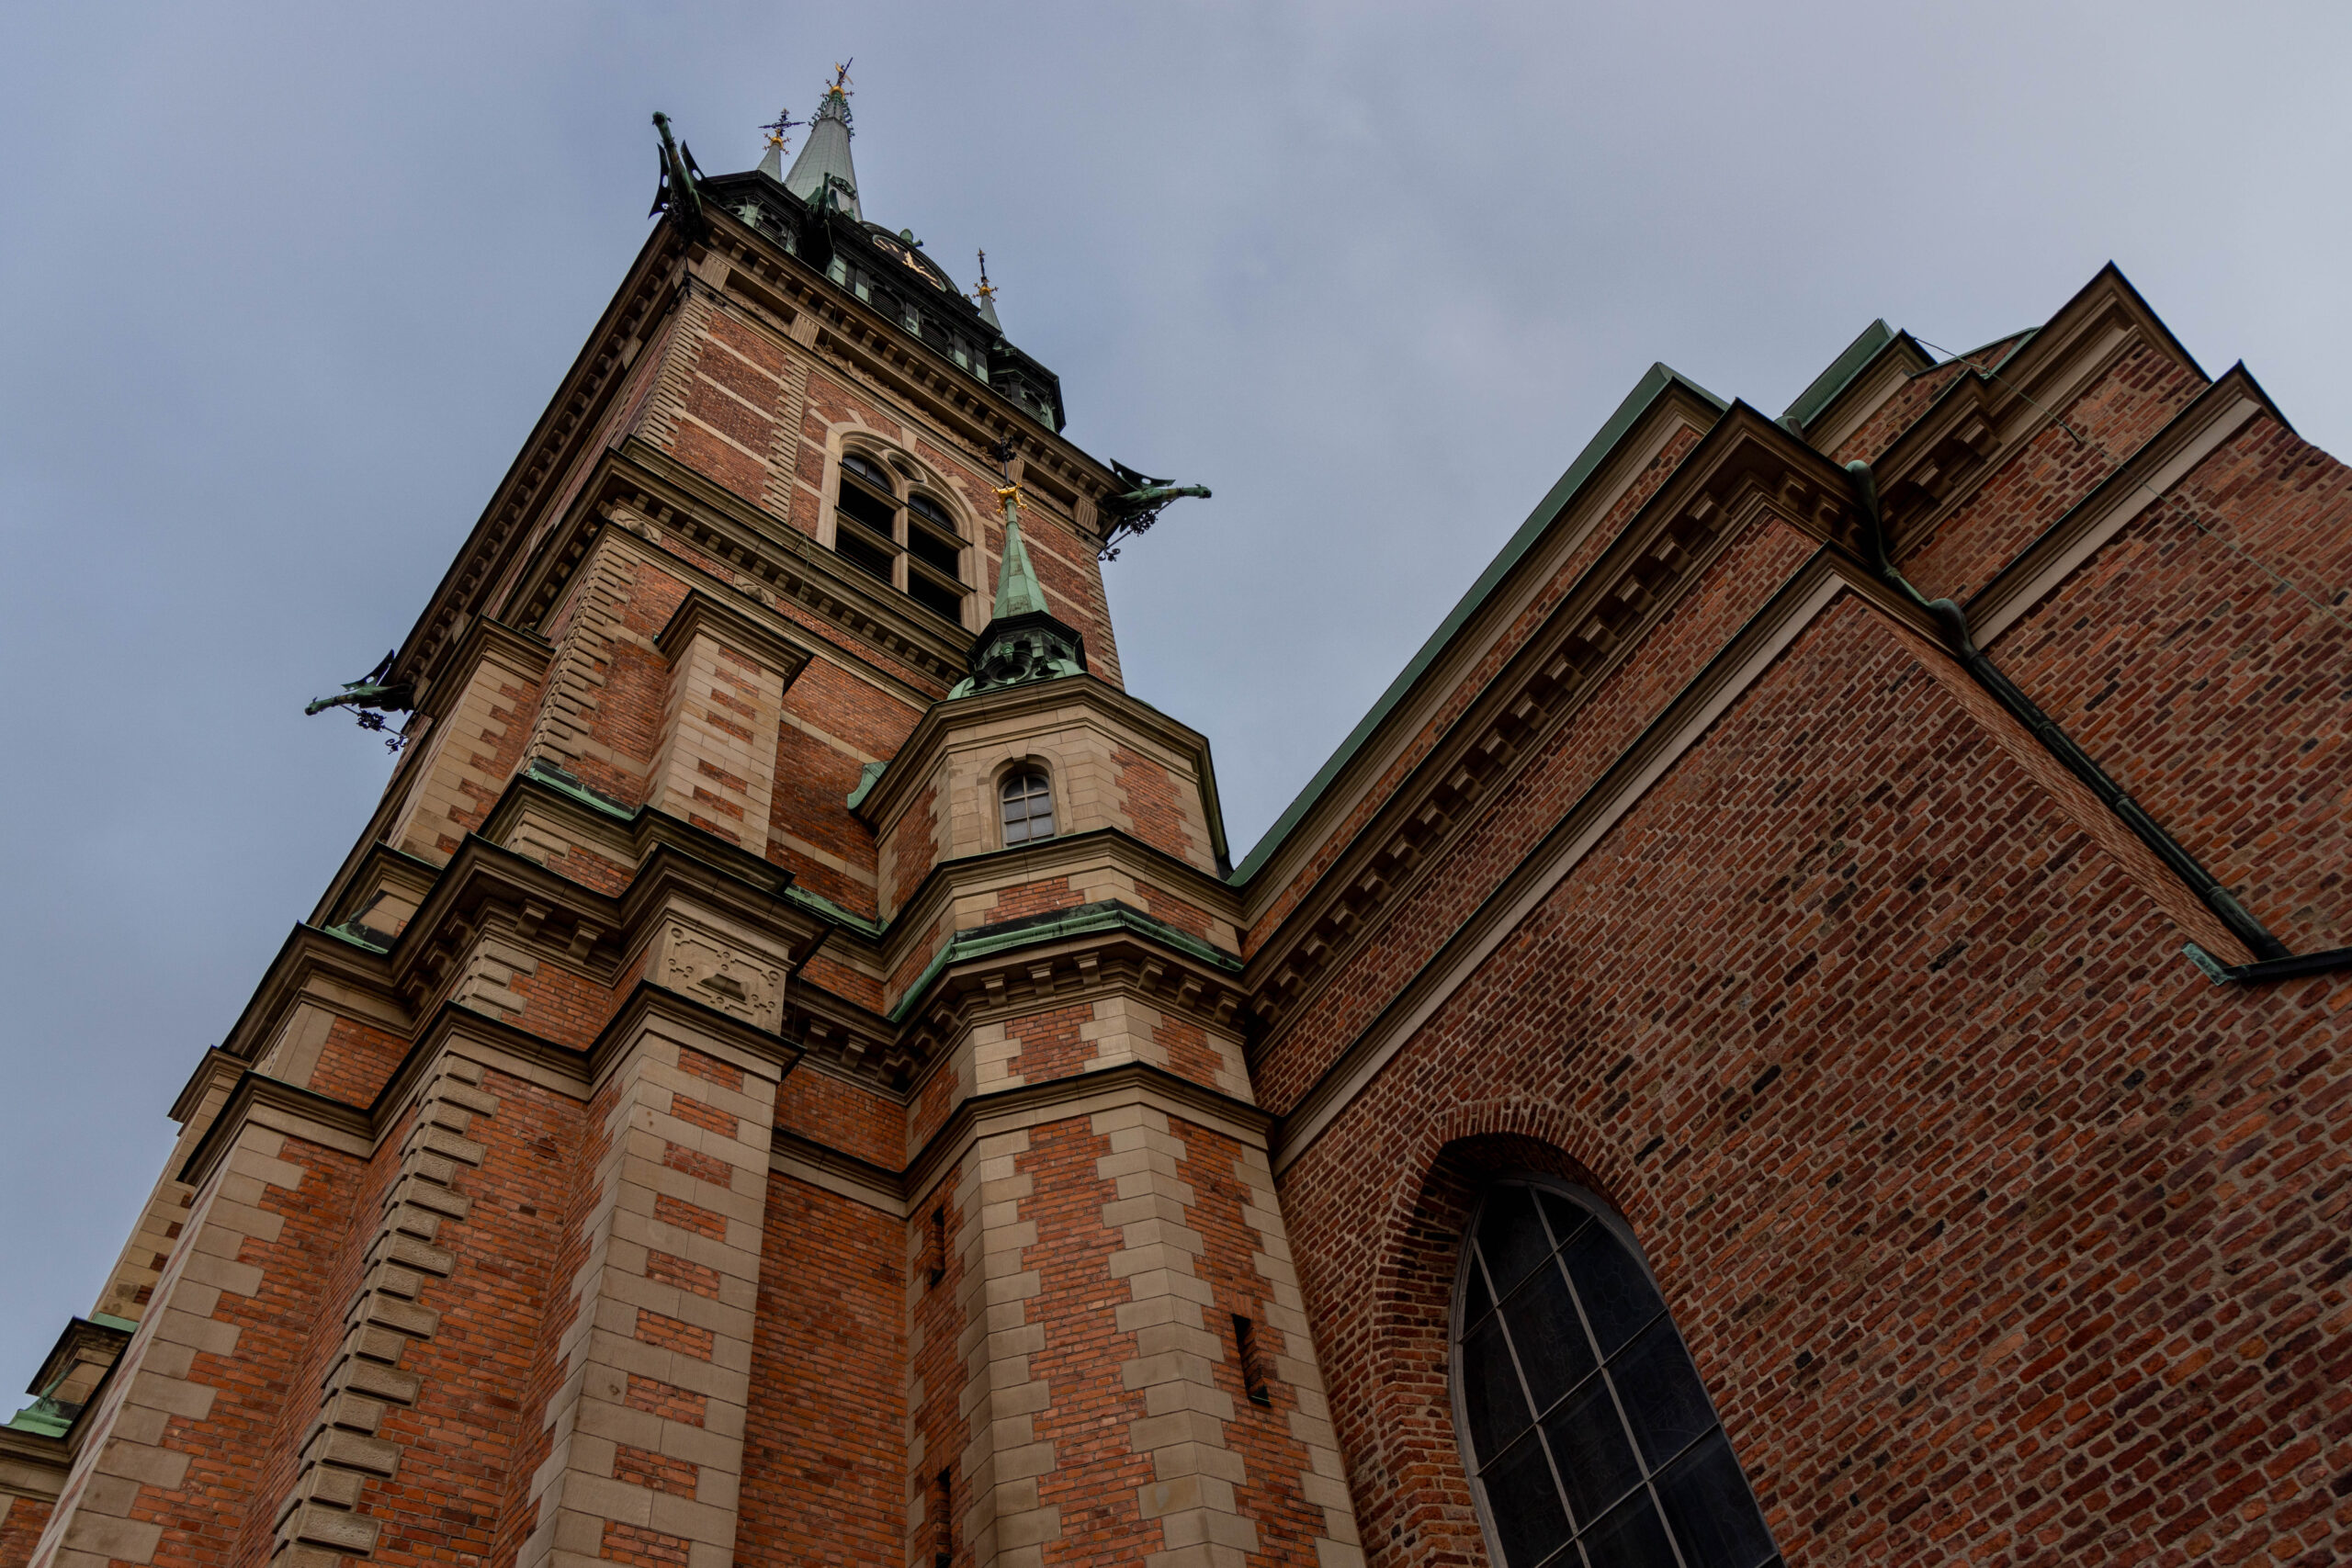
xmin=1841 ymin=459 xmax=2308 ymax=973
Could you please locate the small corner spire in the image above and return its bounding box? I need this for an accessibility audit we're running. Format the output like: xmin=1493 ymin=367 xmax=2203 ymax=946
xmin=756 ymin=106 xmax=802 ymax=181
xmin=947 ymin=440 xmax=1087 ymax=697
xmin=991 ymin=480 xmax=1049 ymax=620
xmin=972 ymin=249 xmax=1002 ymax=330
xmin=784 ymin=60 xmax=861 ymax=220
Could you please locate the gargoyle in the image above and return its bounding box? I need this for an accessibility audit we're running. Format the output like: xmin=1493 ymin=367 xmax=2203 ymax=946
xmin=305 ymin=651 xmax=413 ymax=750
xmin=649 ymin=111 xmax=709 ymax=243
xmin=1098 ymin=460 xmax=1212 ymax=560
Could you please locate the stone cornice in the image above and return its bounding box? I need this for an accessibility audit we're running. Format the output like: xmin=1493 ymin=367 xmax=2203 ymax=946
xmin=903 ymin=1059 xmax=1272 ymax=1213
xmin=167 ymin=1048 xmax=251 ymax=1127
xmin=1232 ymin=378 xmax=1727 ymax=925
xmin=398 ymin=225 xmax=685 ymax=707
xmin=585 ymin=979 xmax=805 ymax=1091
xmin=899 ymin=916 xmax=1250 ymax=1073
xmin=179 ymin=979 xmax=802 ymax=1198
xmin=880 ymin=828 xmax=1241 ymax=979
xmin=655 ymin=588 xmax=815 ymax=682
xmin=0 ymin=1425 xmax=70 ymax=1501
xmin=1238 ymin=401 xmax=1906 ymax=1051
xmin=507 ymin=444 xmax=971 ymax=697
xmin=217 ymin=926 xmax=402 ymax=1066
xmin=177 ymin=1069 xmax=377 ymax=1190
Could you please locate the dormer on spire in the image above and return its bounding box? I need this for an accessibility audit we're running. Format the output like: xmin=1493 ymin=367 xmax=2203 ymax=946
xmin=785 ymin=62 xmax=861 ymax=220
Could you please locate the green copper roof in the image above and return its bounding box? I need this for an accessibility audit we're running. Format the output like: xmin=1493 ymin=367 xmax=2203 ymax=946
xmin=1229 ymin=362 xmax=1727 ymax=883
xmin=1781 ymin=319 xmax=1894 ymax=428
xmin=992 ymin=511 xmax=1050 ymax=619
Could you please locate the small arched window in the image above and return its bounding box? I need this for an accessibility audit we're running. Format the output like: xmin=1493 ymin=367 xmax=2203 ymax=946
xmin=831 ymin=452 xmax=969 ymax=625
xmin=1000 ymin=769 xmax=1055 ymax=846
xmin=1454 ymin=1179 xmax=1779 ymax=1568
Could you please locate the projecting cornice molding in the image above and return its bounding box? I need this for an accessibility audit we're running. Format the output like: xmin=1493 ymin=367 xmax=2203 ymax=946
xmin=1238 ymin=400 xmax=1925 ymax=1051
xmin=398 ymin=227 xmax=685 ymax=705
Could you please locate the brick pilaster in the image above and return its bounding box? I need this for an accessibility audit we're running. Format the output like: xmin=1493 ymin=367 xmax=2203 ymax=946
xmin=517 ymin=1011 xmax=784 ymax=1568
xmin=647 ymin=595 xmax=802 ymax=857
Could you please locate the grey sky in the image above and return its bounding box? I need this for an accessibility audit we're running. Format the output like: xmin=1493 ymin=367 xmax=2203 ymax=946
xmin=3 ymin=0 xmax=2345 ymax=1383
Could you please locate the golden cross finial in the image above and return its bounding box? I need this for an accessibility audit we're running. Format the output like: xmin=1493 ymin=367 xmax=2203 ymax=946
xmin=759 ymin=107 xmax=801 ymax=152
xmin=973 ymin=248 xmax=998 ymax=304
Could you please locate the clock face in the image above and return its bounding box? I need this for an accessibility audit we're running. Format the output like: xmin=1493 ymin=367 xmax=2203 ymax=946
xmin=868 ymin=226 xmax=955 ymax=292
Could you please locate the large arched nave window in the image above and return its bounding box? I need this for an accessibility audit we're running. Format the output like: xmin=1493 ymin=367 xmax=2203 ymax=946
xmin=1453 ymin=1178 xmax=1781 ymax=1568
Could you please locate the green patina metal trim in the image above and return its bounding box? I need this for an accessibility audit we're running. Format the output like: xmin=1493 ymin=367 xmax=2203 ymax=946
xmin=887 ymin=899 xmax=1242 ymax=1025
xmin=1230 ymin=362 xmax=1728 ymax=884
xmin=321 ymin=921 xmax=390 ymax=953
xmin=4 ymin=1400 xmax=72 ymax=1437
xmin=844 ymin=760 xmax=888 ymax=811
xmin=785 ymin=884 xmax=883 ymax=938
xmin=1781 ymin=319 xmax=1895 ymax=428
xmin=526 ymin=761 xmax=637 ymax=820
xmin=89 ymin=1313 xmax=137 ymax=1332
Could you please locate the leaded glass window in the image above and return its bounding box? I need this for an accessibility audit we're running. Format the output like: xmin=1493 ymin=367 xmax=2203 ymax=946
xmin=1001 ymin=769 xmax=1054 ymax=845
xmin=1453 ymin=1179 xmax=1779 ymax=1568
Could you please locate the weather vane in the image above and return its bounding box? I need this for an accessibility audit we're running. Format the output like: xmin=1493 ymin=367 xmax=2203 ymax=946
xmin=829 ymin=60 xmax=854 ymax=96
xmin=759 ymin=107 xmax=802 ymax=155
xmin=973 ymin=249 xmax=998 ymax=307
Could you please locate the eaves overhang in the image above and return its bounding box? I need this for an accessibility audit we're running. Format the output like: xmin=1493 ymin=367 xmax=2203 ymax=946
xmin=1234 ymin=396 xmax=1936 ymax=1043
xmin=1230 ymin=362 xmax=1730 ymax=890
xmin=393 ymin=220 xmax=685 ymax=704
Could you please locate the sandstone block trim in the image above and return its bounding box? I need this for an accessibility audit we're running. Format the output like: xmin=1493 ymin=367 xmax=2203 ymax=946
xmin=266 ymin=1055 xmax=501 ymax=1568
xmin=28 ymin=1128 xmax=307 ymax=1568
xmin=518 ymin=1021 xmax=782 ymax=1568
xmin=948 ymin=1129 xmax=1052 ymax=1568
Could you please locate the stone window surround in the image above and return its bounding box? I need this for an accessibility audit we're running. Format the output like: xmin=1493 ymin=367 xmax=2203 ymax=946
xmin=817 ymin=428 xmax=975 ymax=632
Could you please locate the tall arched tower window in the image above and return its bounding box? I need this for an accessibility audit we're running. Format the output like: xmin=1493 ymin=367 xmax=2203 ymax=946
xmin=831 ymin=450 xmax=969 ymax=625
xmin=1453 ymin=1179 xmax=1780 ymax=1568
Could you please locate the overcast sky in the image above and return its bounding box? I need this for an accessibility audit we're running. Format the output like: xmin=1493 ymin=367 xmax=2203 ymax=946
xmin=1 ymin=0 xmax=2345 ymax=1386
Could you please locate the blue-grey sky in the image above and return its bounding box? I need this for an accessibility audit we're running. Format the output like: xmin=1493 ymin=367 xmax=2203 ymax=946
xmin=3 ymin=1 xmax=2346 ymax=1384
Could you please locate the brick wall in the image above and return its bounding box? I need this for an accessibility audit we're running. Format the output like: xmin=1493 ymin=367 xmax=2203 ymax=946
xmin=1984 ymin=414 xmax=2352 ymax=954
xmin=1276 ymin=598 xmax=2352 ymax=1566
xmin=737 ymin=1175 xmax=904 ymax=1566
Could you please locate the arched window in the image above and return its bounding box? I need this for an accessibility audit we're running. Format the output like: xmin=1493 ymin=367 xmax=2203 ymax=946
xmin=831 ymin=452 xmax=968 ymax=625
xmin=1000 ymin=768 xmax=1055 ymax=845
xmin=1453 ymin=1179 xmax=1779 ymax=1568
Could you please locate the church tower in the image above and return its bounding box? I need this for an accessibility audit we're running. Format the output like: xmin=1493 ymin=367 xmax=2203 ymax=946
xmin=4 ymin=69 xmax=1358 ymax=1568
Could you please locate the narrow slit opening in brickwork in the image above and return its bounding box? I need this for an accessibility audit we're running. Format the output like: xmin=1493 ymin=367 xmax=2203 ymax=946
xmin=1233 ymin=1313 xmax=1272 ymax=1405
xmin=933 ymin=1468 xmax=953 ymax=1567
xmin=927 ymin=1207 xmax=946 ymax=1288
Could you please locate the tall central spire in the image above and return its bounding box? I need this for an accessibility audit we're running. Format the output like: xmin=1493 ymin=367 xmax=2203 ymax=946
xmin=783 ymin=62 xmax=861 ymax=220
